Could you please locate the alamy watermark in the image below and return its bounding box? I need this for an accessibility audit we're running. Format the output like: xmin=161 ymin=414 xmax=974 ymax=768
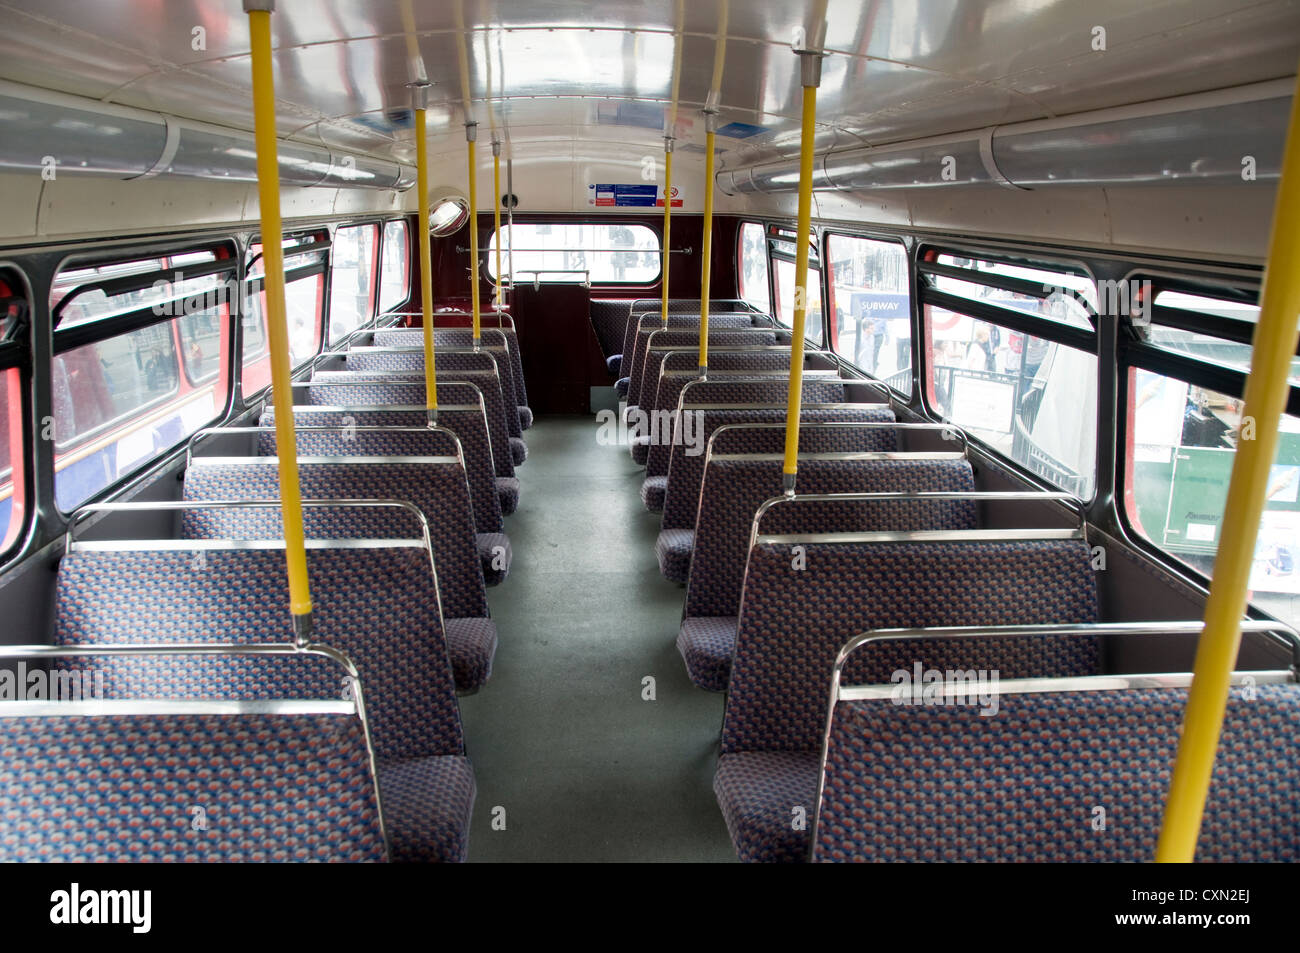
xmin=1043 ymin=278 xmax=1153 ymax=326
xmin=890 ymin=663 xmax=1000 ymax=716
xmin=0 ymin=663 xmax=104 ymax=701
xmin=595 ymin=403 xmax=704 ymax=456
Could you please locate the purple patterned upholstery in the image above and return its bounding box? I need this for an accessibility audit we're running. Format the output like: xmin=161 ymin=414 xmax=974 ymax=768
xmin=636 ymin=348 xmax=793 ymax=438
xmin=347 ymin=342 xmax=520 ymax=434
xmin=678 ymin=458 xmax=979 ymax=690
xmin=675 ymin=616 xmax=740 ymax=691
xmin=310 ymin=370 xmax=516 ymax=478
xmin=475 ymin=532 xmax=511 ymax=587
xmin=812 ymin=685 xmax=1300 ymax=862
xmin=509 ymin=436 xmax=528 ymax=467
xmin=640 ymin=475 xmax=668 ymax=511
xmin=715 ymin=537 xmax=1101 ymax=862
xmin=627 ymin=324 xmax=776 ymax=408
xmin=645 ymin=380 xmax=848 ymax=480
xmin=376 ymin=327 xmax=530 ymax=421
xmin=618 ymin=301 xmax=762 ymax=378
xmin=590 ymin=298 xmax=633 ymax=364
xmin=0 ymin=711 xmax=389 ymax=862
xmin=496 ymin=476 xmax=519 ymax=516
xmin=181 ymin=461 xmax=489 ymax=619
xmin=55 ymin=547 xmax=468 ymax=754
xmin=658 ymin=405 xmax=896 ymax=530
xmin=443 ymin=617 xmax=500 ymax=693
xmin=376 ymin=756 xmax=477 ymax=863
xmin=654 ymin=527 xmax=695 ymax=584
xmin=262 ymin=405 xmax=504 ymax=536
xmin=714 ymin=750 xmax=821 ymax=864
xmin=519 ymin=407 xmax=534 ymax=431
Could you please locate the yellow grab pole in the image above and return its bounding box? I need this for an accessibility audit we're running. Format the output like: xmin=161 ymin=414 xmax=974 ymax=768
xmin=492 ymin=140 xmax=503 ymax=310
xmin=1155 ymin=79 xmax=1300 ymax=862
xmin=661 ymin=137 xmax=674 ymax=327
xmin=244 ymin=0 xmax=312 ymax=639
xmin=781 ymin=47 xmax=824 ymax=493
xmin=466 ymin=121 xmax=481 ymax=346
xmin=698 ymin=111 xmax=718 ymax=375
xmin=412 ymin=84 xmax=437 ymax=423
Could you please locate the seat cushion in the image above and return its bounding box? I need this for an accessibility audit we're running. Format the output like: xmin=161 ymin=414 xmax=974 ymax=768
xmin=496 ymin=477 xmax=520 ymax=516
xmin=641 ymin=475 xmax=669 ymax=513
xmin=630 ymin=433 xmax=652 ymax=466
xmin=615 ymin=377 xmax=630 ymax=398
xmin=510 ymin=437 xmax=528 ymax=467
xmin=377 ymin=756 xmax=477 ymax=863
xmin=676 ymin=616 xmax=739 ymax=692
xmin=443 ymin=617 xmax=498 ymax=693
xmin=714 ymin=751 xmax=821 ymax=864
xmin=476 ymin=532 xmax=512 ymax=586
xmin=518 ymin=406 xmax=534 ymax=431
xmin=655 ymin=527 xmax=694 ymax=583
xmin=606 ymin=354 xmax=622 ymax=375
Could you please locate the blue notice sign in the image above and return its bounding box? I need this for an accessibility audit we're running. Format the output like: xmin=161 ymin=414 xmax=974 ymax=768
xmin=593 ymin=183 xmax=659 ymax=207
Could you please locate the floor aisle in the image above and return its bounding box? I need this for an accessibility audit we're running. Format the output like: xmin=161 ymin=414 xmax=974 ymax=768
xmin=458 ymin=416 xmax=736 ymax=862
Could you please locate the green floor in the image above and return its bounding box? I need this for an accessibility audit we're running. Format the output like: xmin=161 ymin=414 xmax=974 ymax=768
xmin=458 ymin=416 xmax=736 ymax=862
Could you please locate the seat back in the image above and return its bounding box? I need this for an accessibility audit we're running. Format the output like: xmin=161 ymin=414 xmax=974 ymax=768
xmin=647 ymin=376 xmax=848 ymax=479
xmin=0 ymin=701 xmax=388 ymax=862
xmin=618 ymin=300 xmax=762 ymax=376
xmin=343 ymin=344 xmax=519 ymax=431
xmin=628 ymin=324 xmax=776 ymax=407
xmin=660 ymin=403 xmax=896 ymax=530
xmin=310 ymin=371 xmax=514 ymax=476
xmin=686 ymin=456 xmax=979 ymax=619
xmin=374 ymin=327 xmax=530 ymax=410
xmin=182 ymin=458 xmax=487 ymax=617
xmin=720 ymin=536 xmax=1102 ymax=756
xmin=812 ymin=678 xmax=1300 ymax=862
xmin=261 ymin=404 xmax=503 ymax=534
xmin=54 ymin=544 xmax=466 ymax=761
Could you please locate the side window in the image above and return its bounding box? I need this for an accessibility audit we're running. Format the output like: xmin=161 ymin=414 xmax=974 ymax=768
xmin=0 ymin=282 xmax=26 ymax=554
xmin=50 ymin=250 xmax=233 ymax=511
xmin=827 ymin=234 xmax=911 ymax=395
xmin=1124 ymin=288 xmax=1300 ymax=629
xmin=244 ymin=237 xmax=326 ymax=396
xmin=378 ymin=219 xmax=411 ymax=314
xmin=329 ymin=223 xmax=378 ymax=343
xmin=771 ymin=237 xmax=824 ymax=345
xmin=921 ymin=252 xmax=1099 ymax=498
xmin=737 ymin=222 xmax=771 ymax=314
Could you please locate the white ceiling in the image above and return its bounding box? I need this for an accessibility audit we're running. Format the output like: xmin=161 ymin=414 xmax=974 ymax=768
xmin=0 ymin=0 xmax=1295 ymax=175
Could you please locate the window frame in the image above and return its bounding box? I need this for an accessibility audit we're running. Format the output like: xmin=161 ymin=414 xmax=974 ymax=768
xmin=377 ymin=217 xmax=412 ymax=317
xmin=916 ymin=243 xmax=1102 ymax=501
xmin=1116 ymin=270 xmax=1300 ymax=594
xmin=484 ymin=219 xmax=663 ymax=287
xmin=823 ymin=229 xmax=913 ymax=397
xmin=327 ymin=220 xmax=382 ymax=345
xmin=47 ymin=241 xmax=238 ymax=515
xmin=735 ymin=220 xmax=773 ymax=315
xmin=0 ymin=271 xmax=31 ymax=564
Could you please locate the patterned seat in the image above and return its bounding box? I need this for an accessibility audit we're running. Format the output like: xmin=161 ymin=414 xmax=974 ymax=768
xmin=250 ymin=419 xmax=510 ymax=586
xmin=655 ymin=404 xmax=896 ymax=537
xmin=629 ymin=349 xmax=800 ymax=465
xmin=0 ymin=708 xmax=389 ymax=862
xmin=376 ymin=755 xmax=477 ymax=863
xmin=306 ymin=375 xmax=519 ymax=498
xmin=812 ymin=684 xmax=1300 ymax=862
xmin=626 ymin=323 xmax=776 ymax=410
xmin=654 ymin=527 xmax=695 ymax=586
xmin=643 ymin=379 xmax=850 ymax=496
xmin=375 ymin=327 xmax=532 ymax=430
xmin=53 ymin=545 xmax=477 ymax=862
xmin=182 ymin=461 xmax=497 ymax=689
xmin=344 ymin=345 xmax=520 ymax=436
xmin=589 ymin=298 xmax=632 ymax=370
xmin=617 ymin=300 xmax=763 ymax=379
xmin=679 ymin=455 xmax=978 ymax=689
xmin=716 ymin=537 xmax=1101 ymax=862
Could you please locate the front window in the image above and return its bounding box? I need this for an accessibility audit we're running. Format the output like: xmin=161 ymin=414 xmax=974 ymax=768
xmin=487 ymin=222 xmax=661 ymax=284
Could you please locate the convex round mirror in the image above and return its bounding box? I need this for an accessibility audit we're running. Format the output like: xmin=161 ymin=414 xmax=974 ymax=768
xmin=428 ymin=196 xmax=469 ymax=236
